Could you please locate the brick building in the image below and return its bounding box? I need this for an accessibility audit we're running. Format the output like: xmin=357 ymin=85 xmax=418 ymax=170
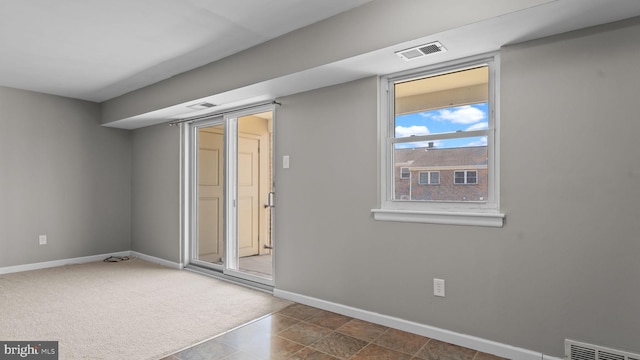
xmin=394 ymin=145 xmax=488 ymax=202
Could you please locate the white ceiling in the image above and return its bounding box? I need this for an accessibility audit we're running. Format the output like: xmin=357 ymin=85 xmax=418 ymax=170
xmin=2 ymin=0 xmax=640 ymax=130
xmin=0 ymin=0 xmax=373 ymax=102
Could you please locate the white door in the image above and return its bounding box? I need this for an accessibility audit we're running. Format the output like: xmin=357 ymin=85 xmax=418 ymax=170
xmin=196 ymin=124 xmax=224 ymax=264
xmin=238 ymin=134 xmax=261 ymax=258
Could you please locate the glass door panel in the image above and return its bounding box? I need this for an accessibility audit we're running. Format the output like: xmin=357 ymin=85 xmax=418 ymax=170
xmin=236 ymin=111 xmax=273 ymax=280
xmin=195 ymin=123 xmax=225 ymax=266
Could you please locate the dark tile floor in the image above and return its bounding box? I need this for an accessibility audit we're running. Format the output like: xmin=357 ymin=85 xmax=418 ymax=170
xmin=162 ymin=303 xmax=508 ymax=360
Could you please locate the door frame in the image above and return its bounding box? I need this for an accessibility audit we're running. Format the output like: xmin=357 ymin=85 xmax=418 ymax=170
xmin=180 ymin=104 xmax=276 ymax=287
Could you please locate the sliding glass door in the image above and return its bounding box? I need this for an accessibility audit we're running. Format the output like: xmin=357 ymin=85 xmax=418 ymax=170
xmin=186 ymin=105 xmax=274 ymax=286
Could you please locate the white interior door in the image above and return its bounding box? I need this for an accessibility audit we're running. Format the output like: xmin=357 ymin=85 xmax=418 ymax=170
xmin=195 ymin=123 xmax=225 ymax=264
xmin=238 ymin=135 xmax=261 ymax=258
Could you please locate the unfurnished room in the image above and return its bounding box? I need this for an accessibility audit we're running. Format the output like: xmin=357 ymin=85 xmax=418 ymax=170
xmin=1 ymin=1 xmax=639 ymax=359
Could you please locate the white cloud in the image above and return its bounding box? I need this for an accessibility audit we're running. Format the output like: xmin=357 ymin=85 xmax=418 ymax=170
xmin=466 ymin=136 xmax=488 ymax=147
xmin=466 ymin=122 xmax=488 ymax=131
xmin=434 ymin=105 xmax=485 ymax=124
xmin=395 ymin=125 xmax=429 ymax=138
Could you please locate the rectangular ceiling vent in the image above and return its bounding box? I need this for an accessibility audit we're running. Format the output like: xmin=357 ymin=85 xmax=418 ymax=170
xmin=187 ymin=102 xmax=217 ymax=111
xmin=396 ymin=41 xmax=446 ymax=61
xmin=566 ymin=340 xmax=640 ymax=360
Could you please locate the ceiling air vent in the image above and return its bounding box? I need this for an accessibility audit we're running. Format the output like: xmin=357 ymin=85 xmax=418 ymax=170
xmin=566 ymin=340 xmax=640 ymax=360
xmin=187 ymin=102 xmax=217 ymax=111
xmin=396 ymin=41 xmax=446 ymax=61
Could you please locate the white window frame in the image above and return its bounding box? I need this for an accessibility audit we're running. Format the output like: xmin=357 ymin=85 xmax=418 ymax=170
xmin=371 ymin=53 xmax=505 ymax=227
xmin=454 ymin=170 xmax=477 ymax=185
xmin=418 ymin=171 xmax=440 ymax=185
xmin=400 ymin=167 xmax=410 ymax=179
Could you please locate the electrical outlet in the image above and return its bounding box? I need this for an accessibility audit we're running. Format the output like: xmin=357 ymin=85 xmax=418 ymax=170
xmin=434 ymin=278 xmax=445 ymax=297
xmin=39 ymin=235 xmax=47 ymax=245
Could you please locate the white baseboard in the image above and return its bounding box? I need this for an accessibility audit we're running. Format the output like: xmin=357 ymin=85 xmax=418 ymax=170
xmin=0 ymin=251 xmax=183 ymax=275
xmin=130 ymin=251 xmax=183 ymax=269
xmin=0 ymin=251 xmax=132 ymax=275
xmin=274 ymin=289 xmax=562 ymax=360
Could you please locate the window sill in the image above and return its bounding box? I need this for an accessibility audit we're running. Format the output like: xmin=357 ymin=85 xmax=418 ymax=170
xmin=371 ymin=208 xmax=505 ymax=227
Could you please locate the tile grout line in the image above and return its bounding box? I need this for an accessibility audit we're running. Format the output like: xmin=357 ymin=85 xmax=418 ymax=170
xmin=366 ymin=326 xmax=431 ymax=359
xmin=276 ymin=312 xmax=342 ymax=359
xmin=337 ymin=318 xmax=382 ymax=360
xmin=298 ymin=314 xmax=372 ymax=360
xmin=173 ymin=304 xmax=506 ymax=360
xmin=303 ymin=322 xmax=350 ymax=360
xmin=412 ymin=337 xmax=433 ymax=360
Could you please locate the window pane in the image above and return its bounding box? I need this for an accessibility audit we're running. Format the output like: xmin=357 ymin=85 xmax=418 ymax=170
xmin=467 ymin=171 xmax=477 ymax=184
xmin=430 ymin=171 xmax=440 ymax=185
xmin=395 ymin=103 xmax=489 ymax=138
xmin=394 ymin=66 xmax=488 ymax=138
xmin=394 ymin=139 xmax=488 ymax=202
xmin=418 ymin=172 xmax=429 ymax=185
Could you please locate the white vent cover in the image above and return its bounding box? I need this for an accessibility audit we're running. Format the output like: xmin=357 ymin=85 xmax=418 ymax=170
xmin=396 ymin=41 xmax=446 ymax=61
xmin=566 ymin=340 xmax=640 ymax=360
xmin=187 ymin=102 xmax=217 ymax=110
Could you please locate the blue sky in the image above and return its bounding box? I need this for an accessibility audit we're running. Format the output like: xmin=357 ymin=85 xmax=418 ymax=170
xmin=395 ymin=103 xmax=488 ymax=149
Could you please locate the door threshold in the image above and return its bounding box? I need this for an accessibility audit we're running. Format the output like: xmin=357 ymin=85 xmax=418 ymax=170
xmin=184 ymin=264 xmax=274 ymax=294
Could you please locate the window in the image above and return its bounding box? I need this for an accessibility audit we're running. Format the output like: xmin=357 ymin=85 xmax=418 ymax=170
xmin=430 ymin=171 xmax=440 ymax=185
xmin=418 ymin=171 xmax=440 ymax=185
xmin=400 ymin=167 xmax=410 ymax=179
xmin=372 ymin=54 xmax=504 ymax=227
xmin=454 ymin=170 xmax=477 ymax=185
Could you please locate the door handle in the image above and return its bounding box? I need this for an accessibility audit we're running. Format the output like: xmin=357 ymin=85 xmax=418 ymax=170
xmin=264 ymin=192 xmax=275 ymax=208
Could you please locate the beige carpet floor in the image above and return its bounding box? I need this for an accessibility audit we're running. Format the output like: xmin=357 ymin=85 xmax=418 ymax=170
xmin=0 ymin=258 xmax=292 ymax=360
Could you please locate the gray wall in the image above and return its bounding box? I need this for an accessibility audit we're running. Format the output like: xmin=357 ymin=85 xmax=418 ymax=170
xmin=131 ymin=123 xmax=181 ymax=262
xmin=274 ymin=19 xmax=640 ymax=357
xmin=0 ymin=87 xmax=131 ymax=267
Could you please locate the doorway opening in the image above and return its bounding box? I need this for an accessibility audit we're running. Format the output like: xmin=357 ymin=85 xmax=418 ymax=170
xmin=185 ymin=106 xmax=275 ymax=286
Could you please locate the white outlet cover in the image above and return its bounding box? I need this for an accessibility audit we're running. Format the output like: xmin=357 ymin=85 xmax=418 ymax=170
xmin=434 ymin=278 xmax=445 ymax=297
xmin=39 ymin=235 xmax=47 ymax=245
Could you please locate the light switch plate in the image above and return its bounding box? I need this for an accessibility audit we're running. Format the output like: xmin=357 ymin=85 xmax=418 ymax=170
xmin=434 ymin=278 xmax=445 ymax=297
